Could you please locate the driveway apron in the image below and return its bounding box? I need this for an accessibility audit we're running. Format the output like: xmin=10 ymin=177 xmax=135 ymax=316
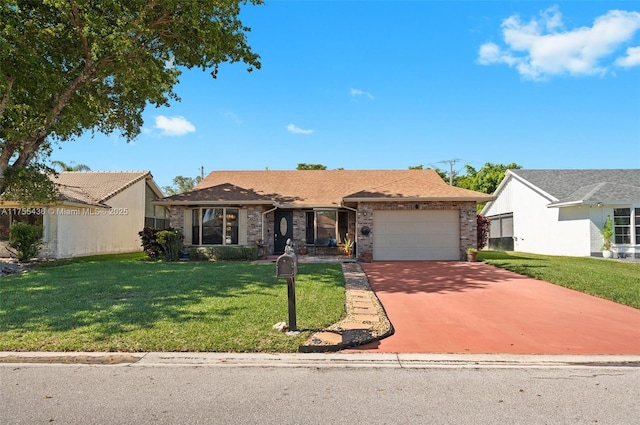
xmin=352 ymin=262 xmax=640 ymax=354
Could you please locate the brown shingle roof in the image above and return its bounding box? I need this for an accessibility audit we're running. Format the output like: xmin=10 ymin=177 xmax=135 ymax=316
xmin=160 ymin=170 xmax=494 ymax=207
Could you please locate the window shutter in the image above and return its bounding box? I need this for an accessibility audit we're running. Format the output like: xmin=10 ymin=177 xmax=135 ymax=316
xmin=239 ymin=209 xmax=248 ymax=245
xmin=183 ymin=209 xmax=192 ymax=245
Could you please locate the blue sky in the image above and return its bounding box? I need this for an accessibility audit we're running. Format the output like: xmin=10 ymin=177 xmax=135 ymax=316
xmin=52 ymin=1 xmax=640 ymax=189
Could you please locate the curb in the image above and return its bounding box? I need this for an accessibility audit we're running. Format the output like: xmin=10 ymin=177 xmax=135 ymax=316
xmin=2 ymin=352 xmax=640 ymax=369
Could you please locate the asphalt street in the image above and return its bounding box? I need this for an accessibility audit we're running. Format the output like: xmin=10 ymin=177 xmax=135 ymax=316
xmin=2 ymin=354 xmax=639 ymax=425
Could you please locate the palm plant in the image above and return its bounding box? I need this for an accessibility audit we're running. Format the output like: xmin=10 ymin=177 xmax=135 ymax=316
xmin=51 ymin=160 xmax=91 ymax=171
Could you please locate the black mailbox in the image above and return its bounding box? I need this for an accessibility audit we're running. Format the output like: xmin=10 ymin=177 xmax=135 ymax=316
xmin=276 ymin=252 xmax=298 ymax=278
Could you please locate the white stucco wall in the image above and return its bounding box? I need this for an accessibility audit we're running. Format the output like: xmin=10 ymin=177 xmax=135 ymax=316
xmin=52 ymin=179 xmax=147 ymax=258
xmin=487 ymin=177 xmax=593 ymax=256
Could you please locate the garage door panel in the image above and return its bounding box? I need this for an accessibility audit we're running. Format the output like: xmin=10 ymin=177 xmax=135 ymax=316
xmin=373 ymin=210 xmax=460 ymax=261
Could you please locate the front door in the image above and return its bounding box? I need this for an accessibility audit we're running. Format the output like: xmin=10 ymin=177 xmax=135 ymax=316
xmin=274 ymin=210 xmax=294 ymax=254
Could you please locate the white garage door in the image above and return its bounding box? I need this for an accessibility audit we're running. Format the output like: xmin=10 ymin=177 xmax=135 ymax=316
xmin=373 ymin=210 xmax=460 ymax=261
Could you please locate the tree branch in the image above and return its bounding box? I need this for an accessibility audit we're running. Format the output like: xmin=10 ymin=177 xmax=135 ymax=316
xmin=67 ymin=0 xmax=91 ymax=62
xmin=0 ymin=74 xmax=15 ymax=119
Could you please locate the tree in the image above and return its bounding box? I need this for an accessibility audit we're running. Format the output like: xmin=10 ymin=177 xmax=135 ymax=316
xmin=0 ymin=0 xmax=262 ymax=202
xmin=162 ymin=175 xmax=203 ymax=196
xmin=297 ymin=163 xmax=327 ymax=170
xmin=51 ymin=160 xmax=90 ymax=171
xmin=457 ymin=162 xmax=522 ymax=195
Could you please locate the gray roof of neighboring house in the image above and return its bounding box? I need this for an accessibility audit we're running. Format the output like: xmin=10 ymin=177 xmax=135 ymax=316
xmin=509 ymin=169 xmax=640 ymax=205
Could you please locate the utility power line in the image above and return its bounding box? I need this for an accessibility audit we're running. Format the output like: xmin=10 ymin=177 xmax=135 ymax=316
xmin=437 ymin=158 xmax=462 ymax=186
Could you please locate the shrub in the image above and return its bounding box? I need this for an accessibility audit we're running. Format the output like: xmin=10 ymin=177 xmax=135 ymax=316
xmin=156 ymin=229 xmax=183 ymax=262
xmin=138 ymin=227 xmax=163 ymax=259
xmin=477 ymin=214 xmax=491 ymax=250
xmin=188 ymin=247 xmax=211 ymax=261
xmin=188 ymin=246 xmax=259 ymax=261
xmin=8 ymin=222 xmax=43 ymax=262
xmin=601 ymin=215 xmax=613 ymax=251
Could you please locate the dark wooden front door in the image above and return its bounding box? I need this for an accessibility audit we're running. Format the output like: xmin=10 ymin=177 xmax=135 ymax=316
xmin=274 ymin=210 xmax=293 ymax=254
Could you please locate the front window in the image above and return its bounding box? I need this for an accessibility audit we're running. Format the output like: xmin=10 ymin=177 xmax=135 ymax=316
xmin=317 ymin=211 xmax=337 ymax=241
xmin=305 ymin=210 xmax=350 ymax=244
xmin=614 ymin=208 xmax=631 ymax=244
xmin=192 ymin=208 xmax=238 ymax=245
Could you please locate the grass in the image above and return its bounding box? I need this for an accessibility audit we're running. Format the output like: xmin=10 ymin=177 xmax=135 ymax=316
xmin=0 ymin=255 xmax=346 ymax=352
xmin=479 ymin=251 xmax=640 ymax=309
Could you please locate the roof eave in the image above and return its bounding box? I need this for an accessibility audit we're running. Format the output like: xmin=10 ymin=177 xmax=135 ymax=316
xmin=548 ymin=200 xmax=634 ymax=208
xmin=344 ymin=196 xmax=496 ymax=203
xmin=0 ymin=199 xmax=109 ymax=209
xmin=154 ymin=200 xmax=276 ymax=206
xmin=145 ymin=174 xmax=165 ymax=198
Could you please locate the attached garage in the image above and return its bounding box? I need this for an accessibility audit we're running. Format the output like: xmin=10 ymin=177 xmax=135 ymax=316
xmin=373 ymin=210 xmax=460 ymax=260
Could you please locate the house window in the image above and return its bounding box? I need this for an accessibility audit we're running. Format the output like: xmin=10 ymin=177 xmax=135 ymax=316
xmin=192 ymin=208 xmax=238 ymax=245
xmin=317 ymin=211 xmax=337 ymax=241
xmin=144 ymin=206 xmax=171 ymax=229
xmin=0 ymin=211 xmax=44 ymax=241
xmin=305 ymin=212 xmax=314 ymax=244
xmin=636 ymin=209 xmax=640 ymax=245
xmin=144 ymin=217 xmax=170 ymax=229
xmin=613 ymin=208 xmax=631 ymax=244
xmin=305 ymin=210 xmax=350 ymax=244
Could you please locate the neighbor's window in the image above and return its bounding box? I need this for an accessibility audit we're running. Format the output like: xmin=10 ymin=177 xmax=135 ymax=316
xmin=636 ymin=208 xmax=640 ymax=245
xmin=0 ymin=212 xmax=44 ymax=241
xmin=145 ymin=206 xmax=170 ymax=229
xmin=614 ymin=208 xmax=631 ymax=244
xmin=0 ymin=214 xmax=9 ymax=241
xmin=192 ymin=208 xmax=238 ymax=245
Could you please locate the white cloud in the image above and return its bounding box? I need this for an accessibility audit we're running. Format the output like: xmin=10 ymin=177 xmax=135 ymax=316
xmin=616 ymin=46 xmax=640 ymax=67
xmin=478 ymin=7 xmax=640 ymax=80
xmin=154 ymin=115 xmax=196 ymax=136
xmin=350 ymin=88 xmax=375 ymax=99
xmin=224 ymin=111 xmax=243 ymax=124
xmin=286 ymin=123 xmax=314 ymax=135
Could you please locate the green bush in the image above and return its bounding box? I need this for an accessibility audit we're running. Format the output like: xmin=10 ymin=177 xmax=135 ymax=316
xmin=188 ymin=247 xmax=211 ymax=261
xmin=139 ymin=227 xmax=183 ymax=261
xmin=188 ymin=246 xmax=259 ymax=261
xmin=156 ymin=229 xmax=183 ymax=262
xmin=8 ymin=222 xmax=43 ymax=262
xmin=138 ymin=227 xmax=164 ymax=259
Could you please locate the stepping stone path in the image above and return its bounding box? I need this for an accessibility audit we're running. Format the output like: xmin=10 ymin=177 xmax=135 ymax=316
xmin=299 ymin=262 xmax=393 ymax=352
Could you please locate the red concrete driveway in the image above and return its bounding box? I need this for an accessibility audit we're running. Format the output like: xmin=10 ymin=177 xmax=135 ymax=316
xmin=353 ymin=262 xmax=640 ymax=354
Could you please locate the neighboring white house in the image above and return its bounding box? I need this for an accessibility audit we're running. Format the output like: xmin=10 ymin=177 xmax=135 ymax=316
xmin=481 ymin=169 xmax=640 ymax=259
xmin=0 ymin=171 xmax=169 ymax=259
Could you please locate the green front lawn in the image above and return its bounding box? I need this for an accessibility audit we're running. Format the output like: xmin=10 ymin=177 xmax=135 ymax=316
xmin=0 ymin=256 xmax=346 ymax=352
xmin=479 ymin=251 xmax=640 ymax=309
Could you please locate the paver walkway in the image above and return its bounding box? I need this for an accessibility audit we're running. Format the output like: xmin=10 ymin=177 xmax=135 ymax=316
xmin=350 ymin=262 xmax=640 ymax=355
xmin=300 ymin=262 xmax=392 ymax=351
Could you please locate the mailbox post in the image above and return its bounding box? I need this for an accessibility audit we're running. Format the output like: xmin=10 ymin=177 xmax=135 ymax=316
xmin=276 ymin=239 xmax=298 ymax=331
